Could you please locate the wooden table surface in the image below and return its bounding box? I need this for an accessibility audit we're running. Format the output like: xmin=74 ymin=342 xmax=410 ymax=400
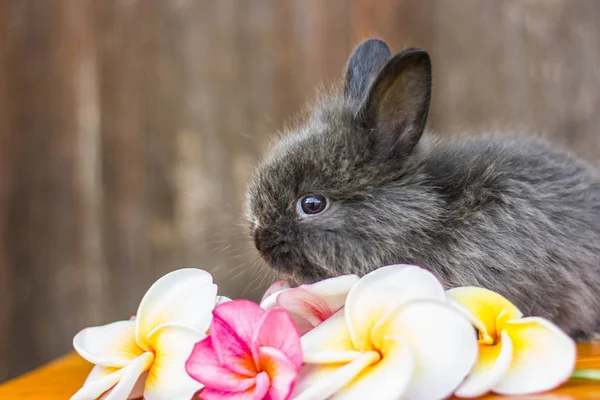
xmin=1 ymin=343 xmax=600 ymax=399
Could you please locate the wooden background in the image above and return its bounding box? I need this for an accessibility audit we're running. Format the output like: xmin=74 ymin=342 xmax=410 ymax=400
xmin=1 ymin=0 xmax=599 ymax=383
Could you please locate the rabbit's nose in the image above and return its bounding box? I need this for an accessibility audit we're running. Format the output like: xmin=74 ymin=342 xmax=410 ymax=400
xmin=254 ymin=227 xmax=286 ymax=254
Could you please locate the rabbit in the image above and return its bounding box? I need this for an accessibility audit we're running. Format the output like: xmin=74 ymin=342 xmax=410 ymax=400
xmin=245 ymin=38 xmax=600 ymax=339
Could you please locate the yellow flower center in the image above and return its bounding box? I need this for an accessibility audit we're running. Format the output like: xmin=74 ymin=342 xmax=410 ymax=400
xmin=478 ymin=329 xmax=497 ymax=345
xmin=477 ymin=309 xmax=512 ymax=346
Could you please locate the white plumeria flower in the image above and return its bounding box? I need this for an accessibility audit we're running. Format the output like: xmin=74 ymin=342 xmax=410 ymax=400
xmin=291 ymin=265 xmax=478 ymax=400
xmin=72 ymin=268 xmax=218 ymax=400
xmin=260 ymin=275 xmax=360 ymax=334
xmin=446 ymin=286 xmax=576 ymax=398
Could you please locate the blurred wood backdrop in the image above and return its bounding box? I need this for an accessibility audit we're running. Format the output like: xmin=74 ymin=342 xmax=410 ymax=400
xmin=1 ymin=0 xmax=600 ymax=382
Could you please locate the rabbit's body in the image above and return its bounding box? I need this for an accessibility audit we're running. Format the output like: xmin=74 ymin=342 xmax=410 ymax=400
xmin=374 ymin=133 xmax=600 ymax=338
xmin=246 ymin=39 xmax=600 ymax=338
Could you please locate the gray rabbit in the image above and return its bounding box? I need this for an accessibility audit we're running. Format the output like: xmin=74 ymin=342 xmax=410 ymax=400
xmin=245 ymin=39 xmax=600 ymax=339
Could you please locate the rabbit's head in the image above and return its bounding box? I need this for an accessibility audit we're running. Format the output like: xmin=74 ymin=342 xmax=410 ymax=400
xmin=245 ymin=39 xmax=434 ymax=282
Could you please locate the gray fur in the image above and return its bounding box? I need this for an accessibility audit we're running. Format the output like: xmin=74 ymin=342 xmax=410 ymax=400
xmin=245 ymin=39 xmax=600 ymax=339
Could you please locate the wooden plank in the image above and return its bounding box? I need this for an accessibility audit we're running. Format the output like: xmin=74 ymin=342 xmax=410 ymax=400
xmin=0 ymin=0 xmax=97 ymax=380
xmin=0 ymin=0 xmax=10 ymax=382
xmin=429 ymin=0 xmax=600 ymax=167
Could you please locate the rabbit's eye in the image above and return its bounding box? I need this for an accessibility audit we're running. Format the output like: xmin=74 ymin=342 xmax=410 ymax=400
xmin=297 ymin=194 xmax=328 ymax=216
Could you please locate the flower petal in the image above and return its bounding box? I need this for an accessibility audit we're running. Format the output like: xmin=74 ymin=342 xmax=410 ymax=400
xmin=277 ymin=275 xmax=359 ymax=327
xmin=186 ymin=336 xmax=256 ymax=393
xmin=253 ymin=307 xmax=302 ymax=369
xmin=259 ymin=346 xmax=299 ymax=400
xmin=124 ymin=372 xmax=147 ymax=400
xmin=260 ymin=292 xmax=283 ymax=311
xmin=345 ymin=265 xmax=445 ymax=351
xmin=73 ymin=320 xmax=143 ymax=367
xmin=333 ymin=335 xmax=414 ymax=400
xmin=261 ymin=280 xmax=290 ymax=304
xmin=71 ymin=365 xmax=123 ymax=400
xmin=301 ymin=308 xmax=361 ymax=364
xmin=288 ymin=313 xmax=317 ymax=336
xmin=445 ymin=286 xmax=522 ymax=344
xmin=209 ymin=300 xmax=264 ymax=376
xmin=301 ymin=274 xmax=359 ymax=297
xmin=291 ymin=351 xmax=380 ymax=400
xmin=261 ymin=304 xmax=318 ymax=337
xmin=144 ymin=324 xmax=206 ymax=400
xmin=373 ymin=299 xmax=478 ymax=400
xmin=102 ymin=353 xmax=155 ymax=400
xmin=492 ymin=317 xmax=576 ymax=395
xmin=454 ymin=331 xmax=513 ymax=398
xmin=276 ymin=288 xmax=330 ymax=328
xmin=200 ymin=371 xmax=270 ymax=400
xmin=213 ymin=300 xmax=265 ymax=347
xmin=71 ymin=353 xmax=154 ymax=400
xmin=136 ymin=268 xmax=217 ymax=351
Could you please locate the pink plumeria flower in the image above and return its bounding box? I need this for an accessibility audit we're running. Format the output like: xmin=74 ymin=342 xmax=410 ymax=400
xmin=291 ymin=265 xmax=478 ymax=400
xmin=186 ymin=299 xmax=302 ymax=400
xmin=447 ymin=287 xmax=576 ymax=397
xmin=72 ymin=269 xmax=218 ymax=400
xmin=260 ymin=275 xmax=359 ymax=335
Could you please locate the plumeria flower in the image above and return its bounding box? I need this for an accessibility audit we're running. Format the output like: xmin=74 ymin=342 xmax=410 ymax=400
xmin=186 ymin=299 xmax=302 ymax=400
xmin=72 ymin=269 xmax=218 ymax=400
xmin=291 ymin=265 xmax=478 ymax=400
xmin=446 ymin=286 xmax=576 ymax=398
xmin=260 ymin=275 xmax=359 ymax=335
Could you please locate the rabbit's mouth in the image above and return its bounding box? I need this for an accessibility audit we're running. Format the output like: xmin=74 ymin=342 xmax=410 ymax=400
xmin=257 ymin=243 xmax=331 ymax=283
xmin=252 ymin=226 xmax=332 ymax=282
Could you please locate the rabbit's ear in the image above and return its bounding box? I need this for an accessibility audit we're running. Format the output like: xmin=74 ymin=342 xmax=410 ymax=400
xmin=344 ymin=39 xmax=391 ymax=103
xmin=360 ymin=48 xmax=432 ymax=160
